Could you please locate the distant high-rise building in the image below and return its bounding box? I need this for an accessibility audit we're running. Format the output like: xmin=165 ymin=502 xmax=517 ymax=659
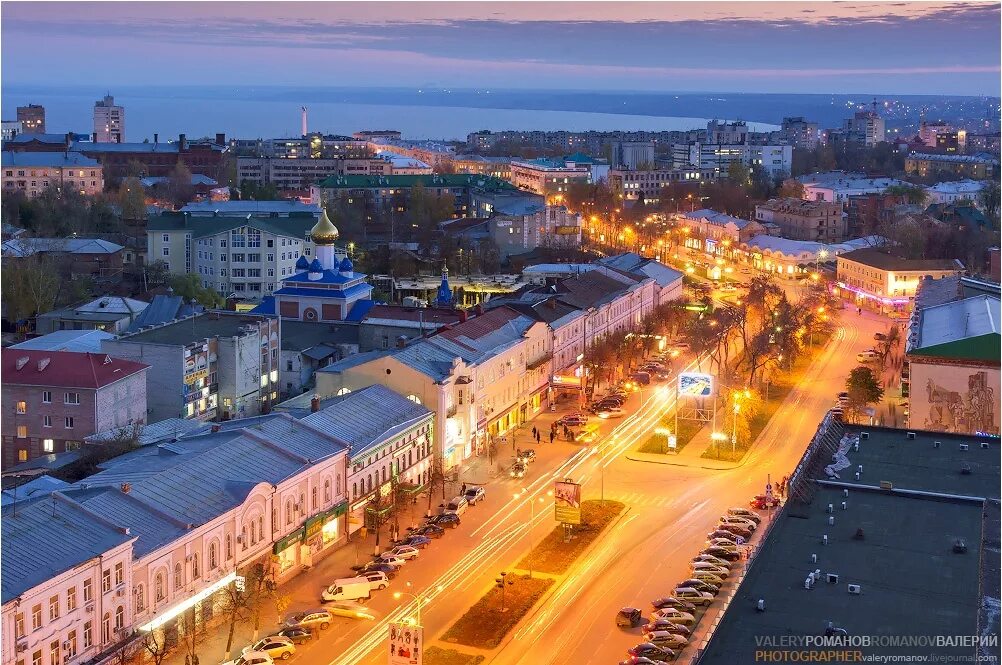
xmin=610 ymin=141 xmax=655 ymax=169
xmin=93 ymin=94 xmax=125 ymax=143
xmin=707 ymin=120 xmax=748 ymax=145
xmin=842 ymin=110 xmax=885 ymax=147
xmin=16 ymin=104 xmax=45 ymax=134
xmin=1 ymin=120 xmax=23 ymax=142
xmin=919 ymin=121 xmax=952 ymax=147
xmin=780 ymin=117 xmax=820 ymax=150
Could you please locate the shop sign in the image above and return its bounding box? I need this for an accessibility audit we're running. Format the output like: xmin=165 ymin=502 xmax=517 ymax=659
xmin=272 ymin=527 xmax=305 ymax=555
xmin=304 ymin=502 xmax=348 ymax=539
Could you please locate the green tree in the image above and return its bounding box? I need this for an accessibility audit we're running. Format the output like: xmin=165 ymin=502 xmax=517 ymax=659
xmin=2 ymin=254 xmax=62 ymax=323
xmin=884 ymin=184 xmax=928 ymax=206
xmin=777 ymin=179 xmax=805 ymax=199
xmin=845 ymin=366 xmax=884 ymax=421
xmin=170 ymin=273 xmax=224 ymax=308
xmin=118 ymin=177 xmax=147 ymax=222
xmin=727 ymin=161 xmax=751 ymax=186
xmin=979 ymin=179 xmax=1000 ymax=224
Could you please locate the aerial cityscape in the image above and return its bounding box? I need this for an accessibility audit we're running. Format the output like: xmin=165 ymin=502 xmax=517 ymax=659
xmin=0 ymin=3 xmax=999 ymax=665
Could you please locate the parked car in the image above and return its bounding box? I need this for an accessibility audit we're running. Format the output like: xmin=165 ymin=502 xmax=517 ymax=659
xmin=558 ymin=414 xmax=589 ymax=426
xmin=376 ymin=554 xmax=406 ymax=568
xmin=645 ymin=630 xmax=688 ymax=649
xmin=750 ymin=494 xmax=780 ymax=509
xmin=702 ymin=546 xmax=740 ymax=562
xmin=322 ymin=577 xmax=372 ymax=602
xmin=412 ymin=523 xmax=446 ymax=538
xmin=672 ymin=586 xmax=715 ymax=604
xmin=284 ymin=609 xmax=333 ymax=630
xmin=359 ymin=562 xmax=398 ymax=578
xmin=597 ymin=407 xmax=625 ymax=419
xmin=510 ymin=461 xmax=527 ymax=479
xmin=243 ymin=637 xmax=295 ymax=661
xmin=359 ymin=570 xmax=390 ymax=590
xmin=691 ymin=562 xmax=729 ymax=578
xmin=618 ymin=657 xmax=667 ymax=665
xmin=716 ymin=523 xmax=751 ymax=539
xmin=720 ymin=515 xmax=758 ymax=531
xmin=651 ymin=596 xmax=696 ymax=612
xmin=325 ymin=601 xmax=376 ymax=620
xmin=517 ymin=449 xmax=536 ymax=464
xmin=428 ymin=513 xmax=461 ymax=528
xmin=385 ymin=545 xmax=420 ymax=560
xmin=676 ymin=579 xmax=720 ymax=595
xmin=226 ymin=651 xmax=275 ymax=665
xmin=464 ymin=486 xmax=486 ymax=505
xmin=726 ymin=508 xmax=762 ymax=524
xmin=627 ymin=643 xmax=675 ymax=660
xmin=616 ymin=607 xmax=644 ymax=628
xmin=644 ymin=618 xmax=690 ymax=635
xmin=653 ymin=607 xmax=696 ymax=626
xmin=271 ymin=627 xmax=311 ymax=645
xmin=692 ymin=553 xmax=731 ymax=568
xmin=691 ymin=571 xmax=726 ymax=587
xmin=396 ymin=535 xmax=431 ymax=549
xmin=707 ymin=534 xmax=744 ymax=548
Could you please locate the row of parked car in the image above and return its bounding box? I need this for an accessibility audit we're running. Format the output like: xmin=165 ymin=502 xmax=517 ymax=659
xmin=618 ymin=507 xmax=764 ymax=665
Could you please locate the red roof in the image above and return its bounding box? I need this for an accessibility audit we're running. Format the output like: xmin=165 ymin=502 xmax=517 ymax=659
xmin=433 ymin=306 xmax=522 ymax=349
xmin=364 ymin=305 xmax=463 ymax=325
xmin=2 ymin=350 xmax=149 ymax=389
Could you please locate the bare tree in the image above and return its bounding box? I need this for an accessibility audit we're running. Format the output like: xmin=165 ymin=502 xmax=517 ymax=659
xmin=1 ymin=253 xmax=62 ymax=323
xmin=142 ymin=630 xmax=171 ymax=665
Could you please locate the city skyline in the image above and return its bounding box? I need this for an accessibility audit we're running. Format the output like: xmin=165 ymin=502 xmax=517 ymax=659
xmin=1 ymin=1 xmax=1000 ymax=95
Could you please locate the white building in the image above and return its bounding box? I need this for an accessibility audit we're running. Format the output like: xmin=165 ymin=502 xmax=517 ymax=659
xmin=609 ymin=166 xmax=703 ymax=202
xmin=671 ymin=143 xmax=791 ymax=179
xmin=93 ymin=95 xmax=124 ymax=144
xmin=797 ymin=172 xmax=908 ymax=205
xmin=924 ymin=180 xmax=986 ymax=207
xmin=1 ymin=120 xmax=22 ymax=142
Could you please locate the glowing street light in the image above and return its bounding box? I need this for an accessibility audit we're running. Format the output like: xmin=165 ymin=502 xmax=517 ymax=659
xmin=515 ymin=489 xmax=552 ymax=578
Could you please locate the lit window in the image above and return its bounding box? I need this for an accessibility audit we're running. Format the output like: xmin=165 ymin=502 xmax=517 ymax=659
xmin=43 ymin=439 xmax=54 ymax=453
xmin=16 ymin=401 xmax=26 ymax=414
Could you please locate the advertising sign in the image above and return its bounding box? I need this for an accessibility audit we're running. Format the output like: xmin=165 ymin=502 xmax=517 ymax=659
xmin=554 ymin=481 xmax=581 ymax=525
xmin=183 ymin=352 xmax=209 ymax=384
xmin=678 ymin=372 xmax=713 ymax=397
xmin=388 ymin=622 xmax=422 ymax=665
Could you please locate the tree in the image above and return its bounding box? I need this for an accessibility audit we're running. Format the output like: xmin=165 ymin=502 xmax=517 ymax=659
xmin=426 ymin=456 xmax=449 ymax=516
xmin=845 ymin=366 xmax=884 ymax=421
xmin=141 ymin=630 xmax=171 ymax=665
xmin=169 ymin=273 xmax=224 ymax=308
xmin=777 ymin=179 xmax=805 ymax=199
xmin=884 ymin=184 xmax=928 ymax=206
xmin=165 ymin=162 xmax=195 ymax=207
xmin=1 ymin=254 xmax=62 ymax=324
xmin=727 ymin=161 xmax=751 ymax=186
xmin=119 ymin=177 xmax=148 ymax=222
xmin=980 ymin=179 xmax=1000 ymax=224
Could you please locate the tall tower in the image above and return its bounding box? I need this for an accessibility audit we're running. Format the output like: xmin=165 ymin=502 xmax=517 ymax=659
xmin=94 ymin=95 xmax=125 ymax=143
xmin=302 ymin=106 xmax=308 ymax=138
xmin=16 ymin=104 xmax=45 ymax=134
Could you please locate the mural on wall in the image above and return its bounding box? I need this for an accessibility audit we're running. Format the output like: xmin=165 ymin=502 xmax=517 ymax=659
xmin=923 ymin=370 xmax=998 ymax=435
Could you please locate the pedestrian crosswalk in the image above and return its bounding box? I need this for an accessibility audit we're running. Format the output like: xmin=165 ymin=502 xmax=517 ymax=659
xmin=599 ymin=492 xmax=676 ymax=509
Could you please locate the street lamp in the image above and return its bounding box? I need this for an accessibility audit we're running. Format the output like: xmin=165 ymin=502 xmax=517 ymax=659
xmin=515 ymin=489 xmax=552 ymax=578
xmin=711 ymin=431 xmax=728 ymax=458
xmin=393 ymin=581 xmax=443 ymax=627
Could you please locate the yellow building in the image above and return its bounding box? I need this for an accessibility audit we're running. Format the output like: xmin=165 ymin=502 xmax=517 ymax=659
xmin=2 ymin=151 xmax=103 ymax=197
xmin=836 ymin=248 xmax=964 ymax=314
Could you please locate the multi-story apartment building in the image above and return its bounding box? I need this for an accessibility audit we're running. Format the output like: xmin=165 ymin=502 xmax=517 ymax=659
xmin=507 ymin=156 xmax=598 ymax=197
xmin=1 ymin=120 xmax=22 ymax=142
xmin=780 ymin=117 xmax=820 ymax=150
xmin=609 ymin=166 xmax=703 ymax=202
xmin=490 ymin=205 xmax=582 ymax=257
xmin=964 ymin=133 xmax=1001 ymax=154
xmin=1 ymin=350 xmax=148 ymax=466
xmin=236 ymin=156 xmax=391 ymax=190
xmin=755 ymin=198 xmax=847 ymax=243
xmin=16 ymin=104 xmax=45 ymax=134
xmin=609 ymin=141 xmax=655 ymax=169
xmin=837 ymin=110 xmax=885 ymax=147
xmin=93 ymin=95 xmax=125 ymax=143
xmin=101 ymin=311 xmax=280 ymax=422
xmin=317 ymin=305 xmax=552 ymax=471
xmin=147 ymin=202 xmax=322 ymax=296
xmin=706 ymin=121 xmax=748 ymax=145
xmin=670 ymin=143 xmax=791 ymax=179
xmin=924 ymin=180 xmax=986 ymax=207
xmin=905 ymin=152 xmax=998 ymax=180
xmin=798 ymin=172 xmax=909 ymax=205
xmin=836 ymin=248 xmax=964 ymax=314
xmin=1 ymin=152 xmax=103 ymax=197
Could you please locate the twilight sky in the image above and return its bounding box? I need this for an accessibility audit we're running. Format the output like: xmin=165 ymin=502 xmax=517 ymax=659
xmin=2 ymin=1 xmax=1000 ymax=95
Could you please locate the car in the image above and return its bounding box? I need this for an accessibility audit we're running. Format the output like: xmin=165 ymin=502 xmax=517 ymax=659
xmin=593 ymin=399 xmax=625 ymax=410
xmin=707 ymin=535 xmax=744 ymax=548
xmin=857 ymin=351 xmax=880 ymax=363
xmin=284 ymin=609 xmax=333 ymax=630
xmin=385 ymin=545 xmax=419 ymax=560
xmin=691 ymin=571 xmax=726 ymax=587
xmin=359 ymin=562 xmax=399 ymax=578
xmin=692 ymin=553 xmax=731 ymax=568
xmin=644 ymin=619 xmax=690 ymax=636
xmin=651 ymin=597 xmax=696 ymax=612
xmin=243 ymin=637 xmax=295 ymax=661
xmin=653 ymin=607 xmax=696 ymax=626
xmin=873 ymin=332 xmax=887 ymax=342
xmin=428 ymin=513 xmax=461 ymax=528
xmin=673 ymin=587 xmax=715 ymax=605
xmin=597 ymin=407 xmax=625 ymax=419
xmin=359 ymin=570 xmax=390 ymax=590
xmin=396 ymin=534 xmax=431 ymax=549
xmin=645 ymin=630 xmax=688 ymax=649
xmin=716 ymin=523 xmax=751 ymax=539
xmin=558 ymin=414 xmax=589 ymax=426
xmin=750 ymin=494 xmax=780 ymax=509
xmin=702 ymin=546 xmax=741 ymax=562
xmin=516 ymin=449 xmax=536 ymax=464
xmin=616 ymin=607 xmax=644 ymax=628
xmin=726 ymin=508 xmax=762 ymax=524
xmin=676 ymin=579 xmax=719 ymax=595
xmin=271 ymin=627 xmax=311 ymax=645
xmin=462 ymin=485 xmax=486 ymax=505
xmin=618 ymin=657 xmax=667 ymax=665
xmin=720 ymin=515 xmax=757 ymax=531
xmin=691 ymin=562 xmax=729 ymax=578
xmin=226 ymin=651 xmax=275 ymax=665
xmin=376 ymin=554 xmax=406 ymax=568
xmin=411 ymin=523 xmax=445 ymax=538
xmin=510 ymin=462 xmax=527 ymax=479
xmin=325 ymin=601 xmax=376 ymax=620
xmin=627 ymin=643 xmax=675 ymax=660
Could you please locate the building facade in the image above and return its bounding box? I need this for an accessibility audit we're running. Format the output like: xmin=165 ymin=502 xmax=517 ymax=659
xmin=905 ymin=153 xmax=998 ymax=180
xmin=755 ymin=198 xmax=847 ymax=243
xmin=780 ymin=117 xmax=820 ymax=150
xmin=16 ymin=104 xmax=45 ymax=134
xmin=608 ymin=166 xmax=702 ymax=203
xmin=1 ymin=152 xmax=103 ymax=197
xmin=508 ymin=158 xmax=592 ymax=197
xmin=836 ymin=248 xmax=965 ymax=313
xmin=93 ymin=95 xmax=124 ymax=144
xmin=1 ymin=350 xmax=148 ymax=466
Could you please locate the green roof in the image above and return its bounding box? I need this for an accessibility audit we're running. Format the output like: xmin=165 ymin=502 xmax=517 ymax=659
xmin=148 ymin=212 xmax=319 ymax=240
xmin=314 ymin=174 xmax=518 ymax=191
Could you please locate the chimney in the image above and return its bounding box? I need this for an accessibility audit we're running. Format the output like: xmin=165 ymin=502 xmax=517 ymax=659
xmin=458 ymin=310 xmax=468 ymax=323
xmin=211 ymin=424 xmax=221 ymax=433
xmin=154 ymin=133 xmax=159 ymax=144
xmin=120 ymin=483 xmax=131 ymax=494
xmin=179 ymin=134 xmax=187 ymax=151
xmin=396 ymin=335 xmax=409 ymax=348
xmin=311 ymin=396 xmax=321 ymax=413
xmin=474 ymin=303 xmax=485 ymax=316
xmin=215 ymin=133 xmax=225 ymax=146
xmin=92 ymin=132 xmax=97 ymax=143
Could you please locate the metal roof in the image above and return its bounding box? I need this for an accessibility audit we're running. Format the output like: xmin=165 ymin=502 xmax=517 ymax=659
xmin=1 ymin=151 xmax=100 ymax=168
xmin=910 ymin=295 xmax=1000 ymax=360
xmin=10 ymin=330 xmax=114 ymax=353
xmin=2 ymin=237 xmax=124 ymax=257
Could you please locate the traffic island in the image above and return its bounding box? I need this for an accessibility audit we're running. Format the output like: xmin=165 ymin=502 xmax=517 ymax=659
xmin=440 ymin=575 xmax=554 ymax=649
xmin=518 ymin=499 xmax=626 ymax=574
xmin=423 ymin=646 xmax=485 ymax=665
xmin=637 ymin=419 xmax=703 ymax=455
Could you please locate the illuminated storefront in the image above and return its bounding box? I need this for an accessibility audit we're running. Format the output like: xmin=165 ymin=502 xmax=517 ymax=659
xmin=273 ymin=501 xmax=348 ymax=575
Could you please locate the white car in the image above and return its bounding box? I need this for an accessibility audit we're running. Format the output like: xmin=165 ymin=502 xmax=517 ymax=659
xmin=226 ymin=651 xmax=275 ymax=665
xmin=857 ymin=351 xmax=880 ymax=363
xmin=726 ymin=508 xmax=762 ymax=524
xmin=359 ymin=570 xmax=389 ymax=590
xmin=376 ymin=555 xmax=406 ymax=568
xmin=645 ymin=630 xmax=689 ymax=648
xmin=386 ymin=545 xmax=420 ymax=560
xmin=242 ymin=637 xmax=295 ymax=661
xmin=690 ymin=562 xmax=730 ymax=578
xmin=692 ymin=553 xmax=731 ymax=568
xmin=654 ymin=607 xmax=696 ymax=626
xmin=720 ymin=515 xmax=757 ymax=531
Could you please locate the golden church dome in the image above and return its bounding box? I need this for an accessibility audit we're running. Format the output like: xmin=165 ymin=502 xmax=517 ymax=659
xmin=310 ymin=209 xmax=339 ymax=245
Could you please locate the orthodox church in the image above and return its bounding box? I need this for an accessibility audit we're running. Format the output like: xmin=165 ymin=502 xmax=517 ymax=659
xmin=256 ymin=209 xmax=374 ymax=322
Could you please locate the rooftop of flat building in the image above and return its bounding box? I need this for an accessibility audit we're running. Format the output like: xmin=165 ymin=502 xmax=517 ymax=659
xmin=112 ymin=310 xmax=271 ymax=346
xmin=837 ymin=248 xmax=964 ymax=273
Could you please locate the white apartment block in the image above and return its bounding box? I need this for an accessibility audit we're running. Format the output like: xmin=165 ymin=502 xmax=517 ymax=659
xmin=2 ymin=152 xmax=104 ymax=198
xmin=671 ymin=143 xmax=791 ymax=179
xmin=924 ymin=180 xmax=986 ymax=207
xmin=237 ymin=156 xmax=391 ymax=190
xmin=508 ymin=158 xmax=592 ymax=196
xmin=93 ymin=95 xmax=124 ymax=143
xmin=609 ymin=166 xmax=703 ymax=202
xmin=797 ymin=172 xmax=908 ymax=205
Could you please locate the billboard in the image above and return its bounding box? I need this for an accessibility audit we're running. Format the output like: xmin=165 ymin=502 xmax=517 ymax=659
xmin=388 ymin=622 xmax=422 ymax=665
xmin=554 ymin=481 xmax=581 ymax=525
xmin=678 ymin=372 xmax=713 ymax=397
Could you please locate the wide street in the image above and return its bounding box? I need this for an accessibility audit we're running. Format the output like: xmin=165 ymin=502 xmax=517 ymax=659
xmin=185 ymin=305 xmax=888 ymax=665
